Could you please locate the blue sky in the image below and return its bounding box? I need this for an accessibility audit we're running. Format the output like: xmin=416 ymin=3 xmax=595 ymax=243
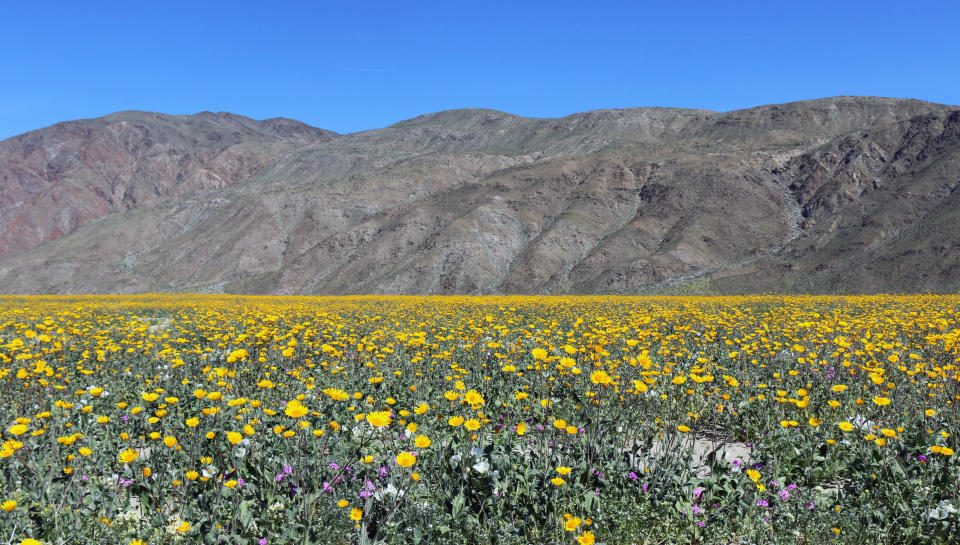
xmin=1 ymin=0 xmax=958 ymax=138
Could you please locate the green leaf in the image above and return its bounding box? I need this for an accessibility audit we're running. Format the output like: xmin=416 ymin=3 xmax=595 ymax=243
xmin=239 ymin=499 xmax=253 ymax=529
xmin=452 ymin=491 xmax=465 ymax=518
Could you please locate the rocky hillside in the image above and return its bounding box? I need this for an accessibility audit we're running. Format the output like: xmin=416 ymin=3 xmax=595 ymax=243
xmin=0 ymin=111 xmax=333 ymax=259
xmin=0 ymin=97 xmax=957 ymax=294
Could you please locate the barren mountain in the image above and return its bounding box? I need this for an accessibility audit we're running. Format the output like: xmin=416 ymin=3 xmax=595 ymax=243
xmin=0 ymin=96 xmax=958 ymax=294
xmin=0 ymin=111 xmax=333 ymax=259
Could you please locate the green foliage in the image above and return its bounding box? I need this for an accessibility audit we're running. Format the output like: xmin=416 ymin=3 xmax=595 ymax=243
xmin=0 ymin=294 xmax=958 ymax=544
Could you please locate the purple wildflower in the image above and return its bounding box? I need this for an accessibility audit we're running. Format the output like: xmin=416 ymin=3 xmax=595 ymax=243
xmin=757 ymin=499 xmax=769 ymax=507
xmin=779 ymin=490 xmax=790 ymax=500
xmin=628 ymin=471 xmax=638 ymax=481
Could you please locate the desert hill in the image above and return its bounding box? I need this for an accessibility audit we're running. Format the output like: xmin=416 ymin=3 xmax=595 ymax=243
xmin=1 ymin=97 xmax=957 ymax=294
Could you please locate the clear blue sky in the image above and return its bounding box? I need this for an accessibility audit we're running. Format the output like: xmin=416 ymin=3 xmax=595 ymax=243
xmin=2 ymin=0 xmax=958 ymax=138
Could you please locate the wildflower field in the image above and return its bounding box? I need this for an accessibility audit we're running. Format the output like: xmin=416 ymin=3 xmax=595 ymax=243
xmin=0 ymin=294 xmax=958 ymax=544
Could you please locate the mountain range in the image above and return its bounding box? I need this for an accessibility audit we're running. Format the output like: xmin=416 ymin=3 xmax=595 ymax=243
xmin=1 ymin=96 xmax=958 ymax=295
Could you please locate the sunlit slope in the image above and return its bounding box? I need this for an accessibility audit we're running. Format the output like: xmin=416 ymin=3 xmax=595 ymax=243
xmin=1 ymin=98 xmax=958 ymax=294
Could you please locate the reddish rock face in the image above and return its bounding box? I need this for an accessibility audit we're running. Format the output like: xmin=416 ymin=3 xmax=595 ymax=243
xmin=0 ymin=111 xmax=333 ymax=258
xmin=1 ymin=98 xmax=959 ymax=295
